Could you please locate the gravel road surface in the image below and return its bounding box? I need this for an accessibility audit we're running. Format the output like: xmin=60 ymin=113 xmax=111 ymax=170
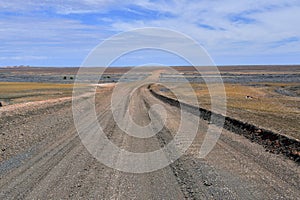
xmin=0 ymin=82 xmax=299 ymax=199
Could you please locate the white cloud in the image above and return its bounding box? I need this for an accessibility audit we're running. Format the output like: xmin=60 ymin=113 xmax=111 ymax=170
xmin=108 ymin=1 xmax=300 ymax=59
xmin=0 ymin=13 xmax=112 ymax=66
xmin=0 ymin=0 xmax=299 ymax=65
xmin=0 ymin=56 xmax=47 ymax=60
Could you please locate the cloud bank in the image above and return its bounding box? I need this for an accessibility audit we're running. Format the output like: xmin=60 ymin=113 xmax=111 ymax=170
xmin=0 ymin=0 xmax=299 ymax=66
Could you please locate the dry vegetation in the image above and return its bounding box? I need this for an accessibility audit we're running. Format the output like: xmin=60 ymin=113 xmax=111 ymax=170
xmin=0 ymin=82 xmax=74 ymax=105
xmin=152 ymin=82 xmax=300 ymax=140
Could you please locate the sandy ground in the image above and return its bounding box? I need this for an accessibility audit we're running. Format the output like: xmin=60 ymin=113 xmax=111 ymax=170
xmin=0 ymin=96 xmax=72 ymax=116
xmin=0 ymin=81 xmax=299 ymax=199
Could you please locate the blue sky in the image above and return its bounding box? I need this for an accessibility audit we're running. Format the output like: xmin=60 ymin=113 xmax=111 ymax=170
xmin=0 ymin=0 xmax=299 ymax=67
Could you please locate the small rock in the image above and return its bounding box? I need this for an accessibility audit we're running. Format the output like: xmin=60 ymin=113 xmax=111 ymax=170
xmin=256 ymin=129 xmax=262 ymax=133
xmin=203 ymin=180 xmax=212 ymax=186
xmin=174 ymin=171 xmax=178 ymax=176
xmin=1 ymin=148 xmax=6 ymax=152
xmin=0 ymin=101 xmax=2 ymax=107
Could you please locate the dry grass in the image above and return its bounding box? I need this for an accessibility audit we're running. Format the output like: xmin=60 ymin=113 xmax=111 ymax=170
xmin=152 ymin=82 xmax=300 ymax=139
xmin=0 ymin=82 xmax=75 ymax=105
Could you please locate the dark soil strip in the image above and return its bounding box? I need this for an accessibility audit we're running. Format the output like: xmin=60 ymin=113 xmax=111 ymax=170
xmin=149 ymin=86 xmax=300 ymax=163
xmin=275 ymin=86 xmax=300 ymax=97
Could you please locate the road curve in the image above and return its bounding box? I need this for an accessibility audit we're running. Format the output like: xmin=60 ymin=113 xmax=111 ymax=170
xmin=0 ymin=84 xmax=299 ymax=199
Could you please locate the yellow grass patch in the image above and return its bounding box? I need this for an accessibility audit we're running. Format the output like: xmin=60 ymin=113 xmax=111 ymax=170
xmin=0 ymin=82 xmax=75 ymax=104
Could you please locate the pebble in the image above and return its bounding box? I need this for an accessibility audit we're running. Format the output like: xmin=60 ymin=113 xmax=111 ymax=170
xmin=203 ymin=180 xmax=212 ymax=186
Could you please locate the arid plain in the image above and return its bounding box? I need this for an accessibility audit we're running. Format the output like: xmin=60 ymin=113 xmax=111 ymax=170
xmin=0 ymin=65 xmax=299 ymax=199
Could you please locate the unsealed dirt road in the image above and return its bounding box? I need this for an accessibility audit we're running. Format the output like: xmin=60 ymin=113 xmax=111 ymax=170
xmin=0 ymin=82 xmax=299 ymax=199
